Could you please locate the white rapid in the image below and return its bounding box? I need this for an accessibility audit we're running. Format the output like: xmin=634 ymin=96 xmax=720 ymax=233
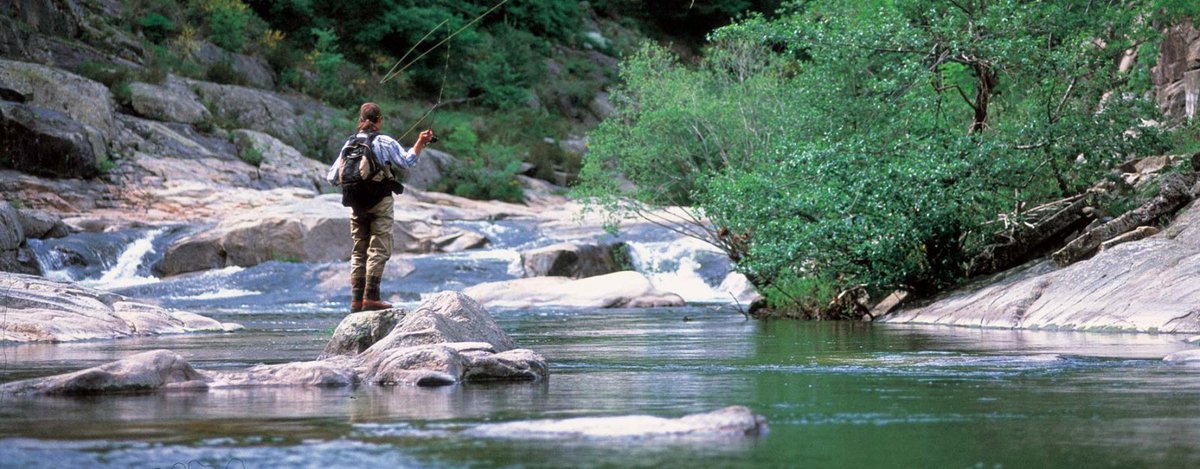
xmin=79 ymin=229 xmax=165 ymax=290
xmin=625 ymin=237 xmax=755 ymax=303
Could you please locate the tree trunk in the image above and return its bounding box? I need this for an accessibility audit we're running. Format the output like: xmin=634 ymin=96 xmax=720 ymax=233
xmin=1052 ymin=173 xmax=1195 ymax=266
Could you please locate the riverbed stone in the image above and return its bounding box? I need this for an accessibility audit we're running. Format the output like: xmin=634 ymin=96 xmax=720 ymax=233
xmin=520 ymin=241 xmax=630 ymax=278
xmin=320 ymin=309 xmax=406 ymax=359
xmin=464 ymin=271 xmax=686 ymax=309
xmin=1163 ymin=349 xmax=1200 ymax=364
xmin=0 ymin=350 xmax=205 ymax=395
xmin=16 ymin=208 xmax=69 ymax=239
xmin=465 ymin=406 xmax=768 ymax=439
xmin=1 ymin=290 xmax=547 ymax=394
xmin=0 ymin=272 xmax=238 ymax=342
xmin=882 ymin=204 xmax=1200 ymax=333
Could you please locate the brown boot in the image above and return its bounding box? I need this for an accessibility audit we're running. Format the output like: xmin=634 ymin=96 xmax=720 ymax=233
xmin=362 ymin=275 xmax=392 ymax=311
xmin=350 ymin=276 xmax=366 ymax=313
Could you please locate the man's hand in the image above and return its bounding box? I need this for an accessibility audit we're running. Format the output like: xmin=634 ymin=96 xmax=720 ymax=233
xmin=413 ymin=129 xmax=435 ymax=155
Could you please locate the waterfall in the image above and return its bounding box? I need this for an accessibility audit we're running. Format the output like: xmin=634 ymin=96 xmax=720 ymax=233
xmin=79 ymin=229 xmax=165 ymax=290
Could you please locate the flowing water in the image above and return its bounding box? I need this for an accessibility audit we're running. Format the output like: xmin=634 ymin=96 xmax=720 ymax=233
xmin=3 ymin=223 xmax=1200 ymax=468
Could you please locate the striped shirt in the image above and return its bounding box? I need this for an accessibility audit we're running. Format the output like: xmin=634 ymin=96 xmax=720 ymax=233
xmin=326 ymin=133 xmax=418 ymax=185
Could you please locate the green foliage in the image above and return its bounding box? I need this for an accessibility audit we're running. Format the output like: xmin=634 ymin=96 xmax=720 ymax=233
xmin=138 ymin=12 xmax=176 ymax=43
xmin=95 ymin=156 xmax=118 ymax=175
xmin=239 ymin=143 xmax=264 ymax=167
xmin=203 ymin=0 xmax=253 ymax=52
xmin=432 ymin=148 xmax=525 ymax=203
xmin=579 ymin=0 xmax=1175 ymax=318
xmin=204 ymin=59 xmax=246 ymax=86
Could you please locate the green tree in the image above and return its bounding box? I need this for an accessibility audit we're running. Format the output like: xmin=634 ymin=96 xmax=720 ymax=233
xmin=578 ymin=0 xmax=1176 ymax=318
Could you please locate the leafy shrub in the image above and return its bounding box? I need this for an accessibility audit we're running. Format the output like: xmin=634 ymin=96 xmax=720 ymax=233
xmin=138 ymin=12 xmax=176 ymax=43
xmin=201 ymin=0 xmax=253 ymax=52
xmin=432 ymin=148 xmax=525 ymax=203
xmin=204 ymin=60 xmax=246 ymax=86
xmin=238 ymin=143 xmax=264 ymax=167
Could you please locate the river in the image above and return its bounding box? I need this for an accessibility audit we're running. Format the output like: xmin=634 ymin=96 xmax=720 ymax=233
xmin=2 ymin=224 xmax=1199 ymax=468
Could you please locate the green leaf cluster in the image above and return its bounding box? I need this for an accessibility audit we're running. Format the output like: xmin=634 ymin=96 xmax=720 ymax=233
xmin=579 ymin=0 xmax=1182 ymax=317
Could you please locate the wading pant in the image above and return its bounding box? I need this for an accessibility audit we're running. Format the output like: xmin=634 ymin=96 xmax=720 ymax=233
xmin=350 ymin=195 xmax=394 ymax=300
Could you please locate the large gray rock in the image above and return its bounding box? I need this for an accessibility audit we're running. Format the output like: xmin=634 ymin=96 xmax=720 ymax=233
xmin=128 ymin=80 xmax=210 ymax=124
xmin=361 ymin=291 xmax=518 ymax=356
xmin=185 ymin=79 xmax=337 ymax=158
xmin=0 ymin=101 xmax=99 ymax=178
xmin=17 ymin=208 xmax=69 ymax=239
xmin=1153 ymin=22 xmax=1200 ymax=121
xmin=464 ymin=271 xmax=686 ymax=309
xmin=465 ymin=406 xmax=768 ymax=439
xmin=0 ymin=200 xmax=37 ymax=274
xmin=320 ymin=309 xmax=405 ymax=358
xmin=1 ymin=290 xmax=546 ymax=395
xmin=0 ymin=59 xmax=114 ymax=158
xmin=0 ymin=350 xmax=207 ymax=395
xmin=521 ymin=241 xmax=629 ymax=278
xmin=188 ymin=40 xmax=275 ymax=90
xmin=882 ymin=203 xmax=1200 ymax=333
xmin=232 ymin=129 xmax=330 ymax=192
xmin=404 ymin=148 xmax=457 ymax=191
xmin=0 ymin=272 xmax=241 ymax=342
xmin=155 ymin=196 xmax=480 ymax=276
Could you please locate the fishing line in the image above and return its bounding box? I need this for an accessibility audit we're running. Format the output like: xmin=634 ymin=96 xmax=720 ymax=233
xmin=378 ymin=0 xmax=511 ymax=85
xmin=398 ymin=41 xmax=453 ymax=143
xmin=379 ymin=19 xmax=448 ymax=85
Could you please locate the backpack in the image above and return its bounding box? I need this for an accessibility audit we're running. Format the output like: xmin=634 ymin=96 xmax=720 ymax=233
xmin=336 ymin=133 xmax=390 ymax=185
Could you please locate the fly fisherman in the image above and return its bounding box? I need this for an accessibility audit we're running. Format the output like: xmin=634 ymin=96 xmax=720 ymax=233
xmin=327 ymin=102 xmax=435 ymax=312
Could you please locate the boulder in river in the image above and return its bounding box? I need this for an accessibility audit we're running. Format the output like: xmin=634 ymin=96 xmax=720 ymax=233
xmin=463 ymin=271 xmax=686 ymax=309
xmin=465 ymin=406 xmax=768 ymax=439
xmin=155 ymin=195 xmax=486 ymax=276
xmin=882 ymin=204 xmax=1200 ymax=333
xmin=1163 ymin=349 xmax=1200 ymax=364
xmin=520 ymin=241 xmax=630 ymax=279
xmin=0 ymin=201 xmax=39 ymax=275
xmin=0 ymin=272 xmax=241 ymax=342
xmin=1 ymin=291 xmax=547 ymax=395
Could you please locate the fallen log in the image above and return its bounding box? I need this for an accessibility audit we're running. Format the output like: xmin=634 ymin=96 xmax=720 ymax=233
xmin=1052 ymin=173 xmax=1195 ymax=266
xmin=969 ymin=192 xmax=1095 ymax=276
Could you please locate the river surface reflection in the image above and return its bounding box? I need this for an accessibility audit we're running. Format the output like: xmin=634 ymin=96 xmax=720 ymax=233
xmin=2 ymin=306 xmax=1199 ymax=468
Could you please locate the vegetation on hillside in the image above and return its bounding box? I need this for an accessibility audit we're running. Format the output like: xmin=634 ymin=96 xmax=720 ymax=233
xmin=578 ymin=0 xmax=1200 ymax=318
xmin=102 ymin=0 xmax=775 ymax=201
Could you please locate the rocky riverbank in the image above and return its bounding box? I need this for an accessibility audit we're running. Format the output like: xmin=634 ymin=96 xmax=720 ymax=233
xmin=0 ymin=272 xmax=240 ymax=342
xmin=0 ymin=291 xmax=545 ymax=394
xmin=882 ymin=201 xmax=1200 ymax=333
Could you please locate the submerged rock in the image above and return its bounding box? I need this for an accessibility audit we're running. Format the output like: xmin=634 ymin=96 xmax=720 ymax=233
xmin=463 ymin=271 xmax=686 ymax=309
xmin=1 ymin=291 xmax=547 ymax=395
xmin=0 ymin=272 xmax=240 ymax=342
xmin=465 ymin=406 xmax=768 ymax=439
xmin=882 ymin=204 xmax=1200 ymax=333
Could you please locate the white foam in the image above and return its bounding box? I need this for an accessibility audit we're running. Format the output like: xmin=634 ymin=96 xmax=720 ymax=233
xmin=169 ymin=288 xmax=261 ymax=301
xmin=79 ymin=229 xmax=165 ymax=290
xmin=626 ymin=238 xmax=750 ymax=303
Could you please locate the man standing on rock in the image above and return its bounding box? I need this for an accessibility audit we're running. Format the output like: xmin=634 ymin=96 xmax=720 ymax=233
xmin=327 ymin=102 xmax=434 ymax=312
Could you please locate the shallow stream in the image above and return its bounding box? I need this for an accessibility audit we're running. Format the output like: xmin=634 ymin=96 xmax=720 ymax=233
xmin=3 ymin=223 xmax=1199 ymax=467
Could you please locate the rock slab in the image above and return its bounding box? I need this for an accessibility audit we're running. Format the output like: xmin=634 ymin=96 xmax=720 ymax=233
xmin=464 ymin=271 xmax=686 ymax=309
xmin=0 ymin=272 xmax=239 ymax=342
xmin=465 ymin=406 xmax=768 ymax=439
xmin=882 ymin=203 xmax=1200 ymax=333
